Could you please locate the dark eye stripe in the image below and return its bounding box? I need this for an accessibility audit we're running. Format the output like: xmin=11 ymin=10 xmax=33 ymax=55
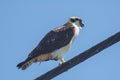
xmin=70 ymin=19 xmax=75 ymax=22
xmin=75 ymin=18 xmax=79 ymax=20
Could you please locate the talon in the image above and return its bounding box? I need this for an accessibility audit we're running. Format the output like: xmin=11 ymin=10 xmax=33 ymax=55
xmin=59 ymin=58 xmax=65 ymax=65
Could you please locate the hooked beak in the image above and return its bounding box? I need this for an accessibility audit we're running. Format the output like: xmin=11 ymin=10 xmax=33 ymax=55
xmin=80 ymin=22 xmax=84 ymax=27
xmin=81 ymin=23 xmax=84 ymax=27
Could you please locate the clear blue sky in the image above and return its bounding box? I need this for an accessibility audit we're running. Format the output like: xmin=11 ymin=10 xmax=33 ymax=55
xmin=0 ymin=0 xmax=120 ymax=80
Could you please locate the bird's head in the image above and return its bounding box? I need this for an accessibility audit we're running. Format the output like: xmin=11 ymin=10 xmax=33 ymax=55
xmin=69 ymin=17 xmax=84 ymax=28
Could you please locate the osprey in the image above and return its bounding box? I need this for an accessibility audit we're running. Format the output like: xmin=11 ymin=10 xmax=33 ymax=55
xmin=17 ymin=17 xmax=84 ymax=70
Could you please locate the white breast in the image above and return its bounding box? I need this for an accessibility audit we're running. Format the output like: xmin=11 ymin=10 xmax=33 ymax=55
xmin=51 ymin=43 xmax=71 ymax=59
xmin=72 ymin=23 xmax=80 ymax=41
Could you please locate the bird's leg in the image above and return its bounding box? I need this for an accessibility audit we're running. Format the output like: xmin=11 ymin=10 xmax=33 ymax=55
xmin=59 ymin=57 xmax=65 ymax=65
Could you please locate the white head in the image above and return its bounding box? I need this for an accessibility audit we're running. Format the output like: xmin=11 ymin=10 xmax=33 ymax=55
xmin=69 ymin=17 xmax=84 ymax=28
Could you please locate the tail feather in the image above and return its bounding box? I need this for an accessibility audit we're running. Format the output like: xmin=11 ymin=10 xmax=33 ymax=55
xmin=17 ymin=53 xmax=51 ymax=70
xmin=17 ymin=58 xmax=33 ymax=70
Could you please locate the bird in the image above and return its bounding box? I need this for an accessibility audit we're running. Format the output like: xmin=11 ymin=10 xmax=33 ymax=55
xmin=17 ymin=16 xmax=84 ymax=70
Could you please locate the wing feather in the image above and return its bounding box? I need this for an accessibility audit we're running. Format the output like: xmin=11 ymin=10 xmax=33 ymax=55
xmin=28 ymin=25 xmax=74 ymax=59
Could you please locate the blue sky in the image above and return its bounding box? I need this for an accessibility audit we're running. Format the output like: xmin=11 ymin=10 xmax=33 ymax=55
xmin=0 ymin=0 xmax=120 ymax=80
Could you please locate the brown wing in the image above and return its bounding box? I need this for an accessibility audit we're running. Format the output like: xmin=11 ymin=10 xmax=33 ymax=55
xmin=28 ymin=25 xmax=74 ymax=59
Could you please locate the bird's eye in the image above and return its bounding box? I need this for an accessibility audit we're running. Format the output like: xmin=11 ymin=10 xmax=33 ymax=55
xmin=70 ymin=19 xmax=75 ymax=22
